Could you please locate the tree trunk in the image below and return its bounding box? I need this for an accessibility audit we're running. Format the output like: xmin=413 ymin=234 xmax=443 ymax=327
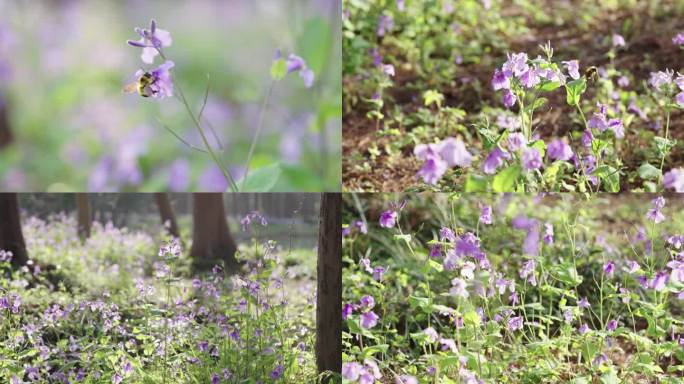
xmin=0 ymin=100 xmax=12 ymax=149
xmin=0 ymin=193 xmax=28 ymax=268
xmin=316 ymin=193 xmax=342 ymax=382
xmin=75 ymin=193 xmax=91 ymax=240
xmin=189 ymin=193 xmax=238 ymax=272
xmin=154 ymin=193 xmax=180 ymax=238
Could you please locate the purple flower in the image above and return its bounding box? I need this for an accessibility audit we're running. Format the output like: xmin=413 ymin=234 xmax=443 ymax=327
xmin=603 ymin=261 xmax=614 ymax=278
xmin=607 ymin=118 xmax=624 ymax=139
xmin=396 ymin=375 xmax=418 ymax=384
xmin=651 ymin=270 xmax=669 ymax=291
xmin=520 ymin=68 xmax=540 ymax=88
xmin=507 ymin=132 xmax=527 ymax=152
xmin=502 ymin=52 xmax=529 ymax=77
xmin=377 ymin=14 xmax=394 ymax=36
xmin=617 ymin=76 xmax=629 ymax=87
xmin=612 ymin=34 xmax=626 ymax=47
xmin=381 ymin=64 xmax=395 ymax=77
xmin=673 ymin=32 xmax=684 ymax=45
xmin=440 ymin=227 xmax=456 ymax=242
xmin=563 ymin=60 xmax=580 ymax=80
xmin=282 ymin=53 xmax=315 ymax=88
xmin=502 ymin=89 xmax=517 ymax=108
xmin=423 ymin=327 xmax=439 ymax=343
xmin=520 ymin=259 xmax=537 ymax=286
xmin=132 ymin=60 xmax=175 ymax=99
xmin=482 ymin=147 xmax=511 ymax=175
xmin=440 ymin=137 xmax=473 ymax=168
xmin=521 ymin=147 xmax=542 ymax=170
xmin=579 ymin=324 xmax=589 ymax=335
xmin=491 ymin=69 xmax=510 ymax=90
xmin=342 ymin=362 xmax=363 ymax=381
xmin=606 ymin=319 xmax=618 ymax=332
xmin=480 ymin=205 xmax=492 ymax=225
xmin=507 ymin=316 xmax=523 ymax=331
xmin=677 ymin=92 xmax=684 ymax=106
xmin=211 ymin=373 xmax=220 ymax=384
xmin=646 ymin=197 xmax=666 ymax=223
xmin=578 ymin=297 xmax=590 ymax=309
xmin=342 ymin=303 xmax=353 ymax=320
xmin=359 ymin=295 xmax=375 ymax=310
xmin=112 ymin=373 xmax=122 ymax=384
xmin=372 ymin=266 xmax=387 ymax=281
xmin=547 ymin=139 xmax=573 ymax=161
xmin=429 ymin=244 xmax=442 ymax=258
xmin=450 ymin=278 xmax=469 ymax=298
xmin=417 ymin=155 xmax=448 ymax=185
xmin=360 ymin=311 xmax=379 ymax=329
xmin=663 ymin=168 xmax=684 ymax=192
xmin=581 ymin=129 xmax=593 ymax=148
xmin=270 ymin=364 xmax=285 ymax=380
xmin=379 ymin=210 xmax=398 ymax=228
xmin=649 ymin=69 xmax=674 ymax=90
xmin=543 ymin=222 xmax=553 ymax=245
xmin=127 ymin=19 xmax=173 ymax=64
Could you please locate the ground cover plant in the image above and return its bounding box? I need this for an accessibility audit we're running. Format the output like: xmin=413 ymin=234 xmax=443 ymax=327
xmin=0 ymin=0 xmax=341 ymax=192
xmin=0 ymin=195 xmax=325 ymax=383
xmin=342 ymin=0 xmax=684 ymax=192
xmin=342 ymin=193 xmax=684 ymax=383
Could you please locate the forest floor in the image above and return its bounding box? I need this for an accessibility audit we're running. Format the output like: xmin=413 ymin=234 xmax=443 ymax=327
xmin=343 ymin=2 xmax=684 ymax=191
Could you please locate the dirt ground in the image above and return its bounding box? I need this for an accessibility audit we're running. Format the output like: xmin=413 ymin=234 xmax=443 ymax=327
xmin=343 ymin=2 xmax=684 ymax=191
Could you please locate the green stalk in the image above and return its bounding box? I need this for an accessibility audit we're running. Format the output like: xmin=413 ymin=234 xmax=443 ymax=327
xmin=242 ymin=81 xmax=276 ymax=191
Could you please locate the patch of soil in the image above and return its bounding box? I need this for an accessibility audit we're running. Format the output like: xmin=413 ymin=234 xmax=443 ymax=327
xmin=343 ymin=2 xmax=684 ymax=191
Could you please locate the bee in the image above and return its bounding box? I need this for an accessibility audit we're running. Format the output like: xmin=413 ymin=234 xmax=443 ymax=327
xmin=123 ymin=71 xmax=155 ymax=97
xmin=584 ymin=66 xmax=598 ymax=83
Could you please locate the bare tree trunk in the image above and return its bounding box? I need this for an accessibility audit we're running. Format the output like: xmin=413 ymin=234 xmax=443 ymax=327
xmin=316 ymin=193 xmax=342 ymax=382
xmin=154 ymin=193 xmax=180 ymax=238
xmin=190 ymin=193 xmax=238 ymax=272
xmin=0 ymin=100 xmax=12 ymax=149
xmin=0 ymin=193 xmax=28 ymax=268
xmin=75 ymin=193 xmax=91 ymax=240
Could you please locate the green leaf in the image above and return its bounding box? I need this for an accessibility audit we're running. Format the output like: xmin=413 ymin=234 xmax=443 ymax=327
xmin=423 ymin=90 xmax=445 ymax=108
xmin=600 ymin=367 xmax=621 ymax=384
xmin=463 ymin=310 xmax=481 ymax=327
xmin=555 ymin=263 xmax=583 ymax=286
xmin=361 ymin=344 xmax=389 ymax=359
xmin=492 ymin=164 xmax=521 ymax=192
xmin=531 ymin=140 xmax=547 ymax=159
xmin=530 ymin=97 xmax=548 ymax=111
xmin=565 ymin=78 xmax=587 ymax=106
xmin=638 ymin=163 xmax=661 ymax=180
xmin=464 ymin=174 xmax=488 ymax=192
xmin=297 ymin=18 xmax=332 ymax=75
xmin=240 ymin=163 xmax=282 ymax=192
xmin=540 ymin=81 xmax=561 ymax=92
xmin=593 ymin=165 xmax=620 ymax=192
xmin=270 ymin=59 xmax=287 ymax=81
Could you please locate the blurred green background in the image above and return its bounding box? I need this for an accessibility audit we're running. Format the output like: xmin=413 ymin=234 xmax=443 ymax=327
xmin=0 ymin=0 xmax=341 ymax=192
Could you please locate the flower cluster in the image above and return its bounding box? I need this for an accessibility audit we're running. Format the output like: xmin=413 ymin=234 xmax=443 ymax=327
xmin=414 ymin=137 xmax=472 ymax=184
xmin=126 ymin=19 xmax=175 ymax=99
xmin=240 ymin=211 xmax=268 ymax=231
xmin=649 ymin=69 xmax=684 ymax=105
xmin=491 ymin=52 xmax=571 ymax=109
xmin=587 ymin=102 xmax=625 ymax=139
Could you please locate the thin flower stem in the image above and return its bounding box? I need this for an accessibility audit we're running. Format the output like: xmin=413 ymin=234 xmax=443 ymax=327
xmin=157 ymin=118 xmax=208 ymax=154
xmin=659 ymin=106 xmax=670 ymax=181
xmin=175 ymin=85 xmax=239 ymax=192
xmin=242 ymin=81 xmax=276 ymax=191
xmin=156 ymin=48 xmax=239 ymax=191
